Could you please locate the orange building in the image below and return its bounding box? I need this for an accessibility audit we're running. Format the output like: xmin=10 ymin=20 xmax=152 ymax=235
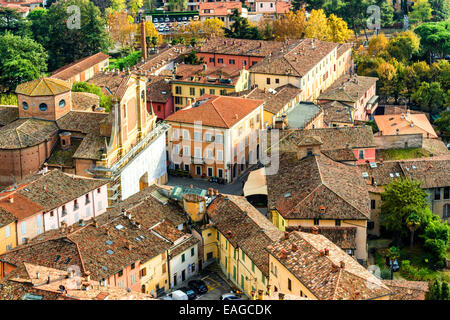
xmin=166 ymin=95 xmax=264 ymax=183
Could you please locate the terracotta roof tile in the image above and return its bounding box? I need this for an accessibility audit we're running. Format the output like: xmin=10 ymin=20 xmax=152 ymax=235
xmin=383 ymin=280 xmax=429 ymax=300
xmin=147 ymin=75 xmax=172 ymax=104
xmin=318 ymin=75 xmax=378 ymax=103
xmin=250 ymin=39 xmax=338 ymax=76
xmin=0 ymin=106 xmax=19 ymax=126
xmin=374 ymin=113 xmax=437 ymax=138
xmin=199 ymin=2 xmax=241 ymax=16
xmin=207 ymin=194 xmax=283 ymax=276
xmin=0 ymin=118 xmax=59 ymax=149
xmin=267 ymin=231 xmax=392 ymax=300
xmin=320 ymin=101 xmax=353 ymax=124
xmin=296 ymin=226 xmax=357 ymax=250
xmin=15 ymin=78 xmax=72 ymax=96
xmin=51 ymin=52 xmax=110 ymax=81
xmin=165 ymin=95 xmax=263 ymax=128
xmin=0 ymin=207 xmax=17 ymax=228
xmin=198 ymin=37 xmax=291 ymax=58
xmin=172 ymin=64 xmax=243 ymax=86
xmin=267 ymin=153 xmax=371 ymax=220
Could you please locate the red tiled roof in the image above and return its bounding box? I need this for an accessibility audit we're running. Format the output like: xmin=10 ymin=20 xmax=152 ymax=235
xmin=0 ymin=193 xmax=43 ymax=221
xmin=199 ymin=2 xmax=241 ymax=16
xmin=165 ymin=95 xmax=263 ymax=128
xmin=51 ymin=52 xmax=110 ymax=81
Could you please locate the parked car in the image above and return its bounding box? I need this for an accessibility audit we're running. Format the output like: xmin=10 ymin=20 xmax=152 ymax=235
xmin=153 ymin=18 xmax=158 ymax=23
xmin=179 ymin=287 xmax=197 ymax=300
xmin=188 ymin=280 xmax=208 ymax=294
xmin=158 ymin=26 xmax=165 ymax=32
xmin=182 ymin=16 xmax=187 ymax=21
xmin=165 ymin=17 xmax=170 ymax=22
xmin=162 ymin=290 xmax=189 ymax=300
xmin=164 ymin=26 xmax=170 ymax=32
xmin=220 ymin=293 xmax=241 ymax=300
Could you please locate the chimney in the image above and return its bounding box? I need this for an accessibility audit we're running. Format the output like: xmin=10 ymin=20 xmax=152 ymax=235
xmin=59 ymin=132 xmax=72 ymax=150
xmin=331 ymin=263 xmax=339 ymax=272
xmin=84 ymin=271 xmax=91 ymax=282
xmin=324 ymin=248 xmax=329 ymax=256
xmin=226 ymin=230 xmax=232 ymax=237
xmin=36 ymin=272 xmax=40 ymax=279
xmin=278 ymin=293 xmax=285 ymax=300
xmin=47 ymin=275 xmax=51 ymax=284
xmin=291 ymin=243 xmax=298 ymax=252
xmin=140 ymin=20 xmax=147 ymax=60
xmin=127 ymin=242 xmax=133 ymax=250
xmin=354 ymin=291 xmax=360 ymax=300
xmin=320 ymin=205 xmax=326 ymax=214
xmin=340 ymin=261 xmax=345 ymax=269
xmin=8 ymin=195 xmax=13 ymax=203
xmin=283 ymin=232 xmax=289 ymax=240
xmin=279 ymin=248 xmax=287 ymax=259
xmin=311 ymin=226 xmax=319 ymax=235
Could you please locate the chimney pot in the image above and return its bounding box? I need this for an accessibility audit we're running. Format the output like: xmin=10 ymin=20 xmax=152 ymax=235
xmin=36 ymin=272 xmax=40 ymax=279
xmin=279 ymin=248 xmax=287 ymax=259
xmin=283 ymin=232 xmax=289 ymax=240
xmin=340 ymin=261 xmax=345 ymax=269
xmin=324 ymin=248 xmax=329 ymax=256
xmin=312 ymin=226 xmax=319 ymax=235
xmin=291 ymin=243 xmax=298 ymax=252
xmin=8 ymin=195 xmax=13 ymax=203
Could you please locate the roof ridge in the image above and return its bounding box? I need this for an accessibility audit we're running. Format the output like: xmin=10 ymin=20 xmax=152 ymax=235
xmin=210 ymin=97 xmax=231 ymax=128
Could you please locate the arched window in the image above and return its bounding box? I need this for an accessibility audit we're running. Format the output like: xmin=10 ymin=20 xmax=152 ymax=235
xmin=39 ymin=103 xmax=48 ymax=111
xmin=22 ymin=101 xmax=28 ymax=110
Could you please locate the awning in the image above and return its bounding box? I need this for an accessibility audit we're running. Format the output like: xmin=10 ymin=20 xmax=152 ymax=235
xmin=243 ymin=167 xmax=268 ymax=197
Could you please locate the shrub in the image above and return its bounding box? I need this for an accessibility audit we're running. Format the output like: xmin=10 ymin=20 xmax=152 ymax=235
xmin=72 ymin=81 xmax=111 ymax=112
xmin=0 ymin=93 xmax=18 ymax=105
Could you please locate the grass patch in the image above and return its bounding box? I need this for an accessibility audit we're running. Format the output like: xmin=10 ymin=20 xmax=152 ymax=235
xmin=47 ymin=139 xmax=82 ymax=167
xmin=377 ymin=148 xmax=431 ymax=160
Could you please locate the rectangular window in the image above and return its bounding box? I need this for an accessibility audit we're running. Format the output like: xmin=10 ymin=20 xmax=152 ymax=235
xmin=288 ymin=278 xmax=292 ymax=291
xmin=209 ymin=58 xmax=215 ymax=63
xmin=183 ymin=129 xmax=189 ymax=140
xmin=194 ymin=131 xmax=202 ymax=141
xmin=241 ymin=275 xmax=245 ymax=288
xmin=85 ymin=194 xmax=90 ymax=204
xmin=181 ymin=253 xmax=185 ymax=263
xmin=444 ymin=187 xmax=449 ymax=200
xmin=275 ymin=78 xmax=279 ymax=84
xmin=21 ymin=222 xmax=26 ymax=235
xmin=220 ymin=89 xmax=226 ymax=95
xmin=36 ymin=215 xmax=41 ymax=227
xmin=218 ymin=58 xmax=223 ymax=64
xmin=242 ymin=60 xmax=246 ymax=66
xmin=358 ymin=149 xmax=364 ymax=160
xmin=98 ymin=201 xmax=102 ymax=211
xmin=229 ymin=59 xmax=235 ymax=65
xmin=175 ymin=86 xmax=182 ymax=94
xmin=194 ymin=147 xmax=201 ymax=158
xmin=199 ymin=88 xmax=205 ymax=96
xmin=216 ymin=134 xmax=223 ymax=144
xmin=217 ymin=150 xmax=223 ymax=161
xmin=131 ymin=274 xmax=136 ymax=285
xmin=314 ymin=218 xmax=319 ymax=226
xmin=140 ymin=268 xmax=147 ymax=277
xmin=162 ymin=263 xmax=166 ymax=274
xmin=217 ymin=169 xmax=223 ymax=178
xmin=5 ymin=225 xmax=10 ymax=238
xmin=191 ymin=247 xmax=195 ymax=256
xmin=74 ymin=199 xmax=79 ymax=210
xmin=209 ymin=89 xmax=215 ymax=94
xmin=183 ymin=146 xmax=190 ymax=156
xmin=371 ymin=199 xmax=376 ymax=209
xmin=118 ymin=270 xmax=123 ymax=277
xmin=262 ymin=274 xmax=265 ymax=284
xmin=189 ymin=87 xmax=195 ymax=96
xmin=251 ymin=261 xmax=255 ymax=272
xmin=175 ymin=96 xmax=182 ymax=105
xmin=435 ymin=188 xmax=441 ymax=201
xmin=131 ymin=263 xmax=135 ymax=270
xmin=217 ymin=232 xmax=220 ymax=241
xmin=196 ymin=166 xmax=202 ymax=175
xmin=205 ymin=133 xmax=213 ymax=142
xmin=207 ymin=167 xmax=213 ymax=177
xmin=206 ymin=149 xmax=213 ymax=159
xmin=266 ymin=78 xmax=270 ymax=85
xmin=241 ymin=251 xmax=245 ymax=261
xmin=335 ymin=219 xmax=341 ymax=226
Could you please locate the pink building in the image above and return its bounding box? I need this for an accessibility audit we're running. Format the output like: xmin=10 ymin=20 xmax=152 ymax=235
xmin=0 ymin=169 xmax=108 ymax=240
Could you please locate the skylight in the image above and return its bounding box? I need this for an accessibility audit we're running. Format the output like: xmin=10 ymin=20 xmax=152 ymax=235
xmin=284 ymin=193 xmax=291 ymax=198
xmin=369 ymin=162 xmax=377 ymax=168
xmin=389 ymin=173 xmax=394 ymax=178
xmin=106 ymin=240 xmax=114 ymax=245
xmin=362 ymin=172 xmax=369 ymax=178
xmin=115 ymin=224 xmax=124 ymax=230
xmin=106 ymin=249 xmax=114 ymax=255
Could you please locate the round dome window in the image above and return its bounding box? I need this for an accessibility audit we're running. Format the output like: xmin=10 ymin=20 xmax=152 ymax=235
xmin=39 ymin=103 xmax=48 ymax=111
xmin=22 ymin=101 xmax=28 ymax=110
xmin=59 ymin=99 xmax=66 ymax=108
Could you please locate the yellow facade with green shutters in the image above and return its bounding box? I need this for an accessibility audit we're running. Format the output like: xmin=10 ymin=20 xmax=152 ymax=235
xmin=171 ymin=69 xmax=249 ymax=111
xmin=215 ymin=230 xmax=268 ymax=299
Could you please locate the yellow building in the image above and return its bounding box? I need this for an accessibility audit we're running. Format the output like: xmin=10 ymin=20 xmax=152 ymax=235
xmin=201 ymin=194 xmax=283 ymax=298
xmin=171 ymin=64 xmax=249 ymax=111
xmin=233 ymin=84 xmax=302 ymax=128
xmin=267 ymin=153 xmax=371 ymax=264
xmin=0 ymin=208 xmax=17 ymax=255
xmin=250 ymin=39 xmax=341 ymax=101
xmin=166 ymin=95 xmax=264 ymax=183
xmin=139 ymin=251 xmax=170 ymax=296
xmin=267 ymin=231 xmax=393 ymax=300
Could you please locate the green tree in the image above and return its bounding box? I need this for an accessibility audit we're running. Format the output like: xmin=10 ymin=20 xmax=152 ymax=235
xmin=380 ymin=178 xmax=431 ymax=239
xmin=386 ymin=246 xmax=400 ymax=280
xmin=429 ymin=0 xmax=450 ymax=21
xmin=434 ymin=110 xmax=450 ymax=134
xmin=183 ymin=50 xmax=204 ymax=65
xmin=442 ymin=281 xmax=450 ymax=300
xmin=414 ymin=21 xmax=450 ymax=63
xmin=167 ymin=0 xmax=187 ymax=11
xmin=0 ymin=33 xmax=48 ymax=92
xmin=0 ymin=7 xmax=30 ymax=37
xmin=29 ymin=0 xmax=111 ymax=71
xmin=72 ymin=81 xmax=112 ymax=111
xmin=224 ymin=9 xmax=262 ymax=40
xmin=422 ymin=218 xmax=450 ymax=268
xmin=409 ymin=0 xmax=433 ymax=24
xmin=386 ymin=31 xmax=420 ymax=63
xmin=411 ymin=81 xmax=445 ymax=114
xmin=406 ymin=213 xmax=421 ymax=249
xmin=291 ymin=0 xmax=305 ymax=11
xmin=428 ymin=279 xmax=442 ymax=299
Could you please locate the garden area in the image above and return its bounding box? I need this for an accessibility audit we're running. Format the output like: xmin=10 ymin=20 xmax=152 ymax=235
xmin=372 ymin=178 xmax=450 ymax=299
xmin=376 ymin=148 xmax=431 ymax=160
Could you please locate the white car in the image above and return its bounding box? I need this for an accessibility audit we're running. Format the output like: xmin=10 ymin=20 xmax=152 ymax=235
xmin=162 ymin=290 xmax=188 ymax=300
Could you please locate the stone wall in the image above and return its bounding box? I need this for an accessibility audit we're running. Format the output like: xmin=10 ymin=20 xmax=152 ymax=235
xmin=374 ymin=134 xmax=423 ymax=150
